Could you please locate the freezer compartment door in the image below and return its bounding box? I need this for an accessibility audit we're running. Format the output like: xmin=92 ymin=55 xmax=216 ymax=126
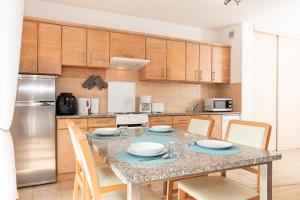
xmin=11 ymin=102 xmax=56 ymax=187
xmin=17 ymin=75 xmax=56 ymax=102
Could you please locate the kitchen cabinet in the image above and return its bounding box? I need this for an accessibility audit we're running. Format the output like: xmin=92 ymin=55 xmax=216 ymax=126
xmin=209 ymin=115 xmax=222 ymax=139
xmin=87 ymin=117 xmax=116 ymax=129
xmin=140 ymin=37 xmax=167 ymax=80
xmin=87 ymin=29 xmax=110 ymax=68
xmin=199 ymin=45 xmax=212 ymax=82
xmin=62 ymin=26 xmax=87 ymax=66
xmin=110 ymin=32 xmax=145 ymax=59
xmin=173 ymin=124 xmax=189 ymax=132
xmin=167 ymin=40 xmax=186 ymax=81
xmin=186 ymin=43 xmax=200 ymax=82
xmin=19 ymin=21 xmax=38 ymax=73
xmin=149 ymin=116 xmax=173 ymax=126
xmin=56 ymin=117 xmax=114 ymax=180
xmin=38 ymin=23 xmax=61 ymax=75
xmin=212 ymin=46 xmax=230 ymax=83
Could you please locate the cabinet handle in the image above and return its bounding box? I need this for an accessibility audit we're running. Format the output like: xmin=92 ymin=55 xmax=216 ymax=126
xmin=195 ymin=70 xmax=198 ymax=81
xmin=199 ymin=71 xmax=203 ymax=81
xmin=212 ymin=72 xmax=215 ymax=81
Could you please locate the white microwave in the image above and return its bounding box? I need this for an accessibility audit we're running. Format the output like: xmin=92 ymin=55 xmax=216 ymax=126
xmin=204 ymin=98 xmax=233 ymax=112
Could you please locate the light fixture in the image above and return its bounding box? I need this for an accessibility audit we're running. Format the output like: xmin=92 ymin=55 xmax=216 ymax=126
xmin=224 ymin=0 xmax=242 ymax=6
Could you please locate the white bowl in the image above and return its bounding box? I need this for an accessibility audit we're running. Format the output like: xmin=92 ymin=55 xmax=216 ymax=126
xmin=127 ymin=147 xmax=167 ymax=157
xmin=93 ymin=128 xmax=119 ymax=136
xmin=196 ymin=140 xmax=233 ymax=149
xmin=129 ymin=142 xmax=165 ymax=155
xmin=150 ymin=125 xmax=172 ymax=132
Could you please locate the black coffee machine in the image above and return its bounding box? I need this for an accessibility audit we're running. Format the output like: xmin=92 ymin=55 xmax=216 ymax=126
xmin=56 ymin=93 xmax=77 ymax=115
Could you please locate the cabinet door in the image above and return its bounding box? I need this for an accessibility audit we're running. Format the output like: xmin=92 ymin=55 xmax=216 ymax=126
xmin=57 ymin=129 xmax=75 ymax=174
xmin=167 ymin=40 xmax=186 ymax=81
xmin=19 ymin=21 xmax=38 ymax=73
xmin=87 ymin=118 xmax=116 ymax=128
xmin=143 ymin=37 xmax=167 ymax=80
xmin=212 ymin=47 xmax=230 ymax=83
xmin=186 ymin=43 xmax=200 ymax=82
xmin=110 ymin=32 xmax=145 ymax=59
xmin=149 ymin=116 xmax=173 ymax=126
xmin=199 ymin=45 xmax=212 ymax=82
xmin=62 ymin=26 xmax=87 ymax=66
xmin=87 ymin=29 xmax=110 ymax=68
xmin=209 ymin=115 xmax=222 ymax=139
xmin=38 ymin=23 xmax=61 ymax=75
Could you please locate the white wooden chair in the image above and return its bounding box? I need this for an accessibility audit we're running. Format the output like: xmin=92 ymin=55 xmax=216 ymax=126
xmin=177 ymin=119 xmax=272 ymax=200
xmin=166 ymin=115 xmax=215 ymax=200
xmin=67 ymin=120 xmax=161 ymax=200
xmin=66 ymin=120 xmax=126 ymax=200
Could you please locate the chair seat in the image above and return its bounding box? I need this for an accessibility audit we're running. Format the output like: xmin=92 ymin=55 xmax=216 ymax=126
xmin=96 ymin=166 xmax=123 ymax=187
xmin=80 ymin=165 xmax=123 ymax=187
xmin=178 ymin=176 xmax=259 ymax=200
xmin=102 ymin=185 xmax=161 ymax=200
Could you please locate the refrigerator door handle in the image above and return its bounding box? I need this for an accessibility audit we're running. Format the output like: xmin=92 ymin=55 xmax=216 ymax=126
xmin=15 ymin=102 xmax=55 ymax=107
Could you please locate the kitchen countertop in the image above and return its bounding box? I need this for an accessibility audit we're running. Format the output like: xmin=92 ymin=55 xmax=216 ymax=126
xmin=56 ymin=112 xmax=241 ymax=119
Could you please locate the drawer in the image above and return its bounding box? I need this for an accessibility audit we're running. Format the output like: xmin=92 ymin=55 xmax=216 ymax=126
xmin=57 ymin=118 xmax=88 ymax=130
xmin=88 ymin=117 xmax=116 ymax=128
xmin=149 ymin=116 xmax=173 ymax=126
xmin=173 ymin=115 xmax=191 ymax=124
xmin=173 ymin=123 xmax=189 ymax=132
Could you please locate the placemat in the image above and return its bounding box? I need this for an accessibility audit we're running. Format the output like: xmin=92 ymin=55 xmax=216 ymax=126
xmin=115 ymin=150 xmax=178 ymax=165
xmin=185 ymin=144 xmax=242 ymax=155
xmin=133 ymin=135 xmax=178 ymax=144
xmin=145 ymin=129 xmax=180 ymax=136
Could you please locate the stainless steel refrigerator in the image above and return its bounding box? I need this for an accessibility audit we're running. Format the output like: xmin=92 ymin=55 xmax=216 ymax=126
xmin=11 ymin=74 xmax=56 ymax=187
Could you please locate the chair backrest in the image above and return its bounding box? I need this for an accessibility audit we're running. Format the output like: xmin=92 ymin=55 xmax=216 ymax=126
xmin=66 ymin=120 xmax=83 ymax=166
xmin=66 ymin=120 xmax=100 ymax=199
xmin=224 ymin=120 xmax=271 ymax=150
xmin=187 ymin=115 xmax=214 ymax=137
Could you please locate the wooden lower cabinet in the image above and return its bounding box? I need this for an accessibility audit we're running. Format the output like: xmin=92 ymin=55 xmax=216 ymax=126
xmin=56 ymin=117 xmax=116 ymax=180
xmin=173 ymin=123 xmax=189 ymax=132
xmin=209 ymin=115 xmax=222 ymax=139
xmin=149 ymin=116 xmax=173 ymax=126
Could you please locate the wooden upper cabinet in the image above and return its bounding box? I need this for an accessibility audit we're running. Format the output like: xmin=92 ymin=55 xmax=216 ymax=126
xmin=87 ymin=29 xmax=110 ymax=68
xmin=38 ymin=23 xmax=62 ymax=75
xmin=199 ymin=45 xmax=212 ymax=82
xmin=167 ymin=40 xmax=186 ymax=81
xmin=62 ymin=26 xmax=87 ymax=66
xmin=20 ymin=21 xmax=38 ymax=73
xmin=141 ymin=37 xmax=167 ymax=80
xmin=186 ymin=43 xmax=200 ymax=82
xmin=212 ymin=46 xmax=230 ymax=83
xmin=110 ymin=32 xmax=145 ymax=59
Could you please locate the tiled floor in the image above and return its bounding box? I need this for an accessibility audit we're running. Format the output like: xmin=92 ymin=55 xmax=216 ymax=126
xmin=18 ymin=149 xmax=300 ymax=200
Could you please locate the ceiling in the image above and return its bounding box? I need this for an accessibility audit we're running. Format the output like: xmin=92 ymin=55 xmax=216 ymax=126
xmin=40 ymin=0 xmax=300 ymax=34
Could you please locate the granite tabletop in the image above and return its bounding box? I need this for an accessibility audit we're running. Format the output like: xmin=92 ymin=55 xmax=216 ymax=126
xmin=90 ymin=129 xmax=281 ymax=184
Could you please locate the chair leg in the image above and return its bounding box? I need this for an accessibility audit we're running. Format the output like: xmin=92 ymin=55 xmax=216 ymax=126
xmin=73 ymin=177 xmax=80 ymax=200
xmin=178 ymin=188 xmax=187 ymax=200
xmin=167 ymin=180 xmax=174 ymax=200
xmin=257 ymin=170 xmax=260 ymax=192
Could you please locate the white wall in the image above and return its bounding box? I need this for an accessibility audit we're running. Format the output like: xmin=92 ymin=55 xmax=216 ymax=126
xmin=24 ymin=0 xmax=222 ymax=43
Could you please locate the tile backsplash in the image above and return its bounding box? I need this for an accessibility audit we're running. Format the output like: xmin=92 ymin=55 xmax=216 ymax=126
xmin=56 ymin=68 xmax=240 ymax=113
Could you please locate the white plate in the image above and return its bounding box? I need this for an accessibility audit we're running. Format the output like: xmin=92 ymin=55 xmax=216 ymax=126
xmin=130 ymin=142 xmax=164 ymax=154
xmin=93 ymin=128 xmax=120 ymax=136
xmin=127 ymin=147 xmax=168 ymax=157
xmin=196 ymin=140 xmax=233 ymax=150
xmin=150 ymin=125 xmax=173 ymax=132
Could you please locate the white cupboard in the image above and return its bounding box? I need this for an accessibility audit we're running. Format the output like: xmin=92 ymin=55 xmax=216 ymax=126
xmin=277 ymin=37 xmax=300 ymax=150
xmin=252 ymin=32 xmax=278 ymax=151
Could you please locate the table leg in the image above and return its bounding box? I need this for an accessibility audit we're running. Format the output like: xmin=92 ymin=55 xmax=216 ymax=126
xmin=127 ymin=183 xmax=141 ymax=200
xmin=260 ymin=162 xmax=272 ymax=200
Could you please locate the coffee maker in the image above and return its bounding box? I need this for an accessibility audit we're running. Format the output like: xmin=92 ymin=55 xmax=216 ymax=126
xmin=139 ymin=96 xmax=152 ymax=113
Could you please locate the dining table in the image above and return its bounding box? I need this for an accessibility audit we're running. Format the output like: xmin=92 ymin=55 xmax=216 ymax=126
xmin=89 ymin=128 xmax=281 ymax=200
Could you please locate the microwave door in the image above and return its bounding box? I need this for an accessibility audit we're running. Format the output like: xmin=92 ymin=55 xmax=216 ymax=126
xmin=213 ymin=100 xmax=232 ymax=112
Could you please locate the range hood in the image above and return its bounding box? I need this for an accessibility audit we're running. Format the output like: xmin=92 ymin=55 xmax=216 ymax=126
xmin=110 ymin=57 xmax=150 ymax=70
